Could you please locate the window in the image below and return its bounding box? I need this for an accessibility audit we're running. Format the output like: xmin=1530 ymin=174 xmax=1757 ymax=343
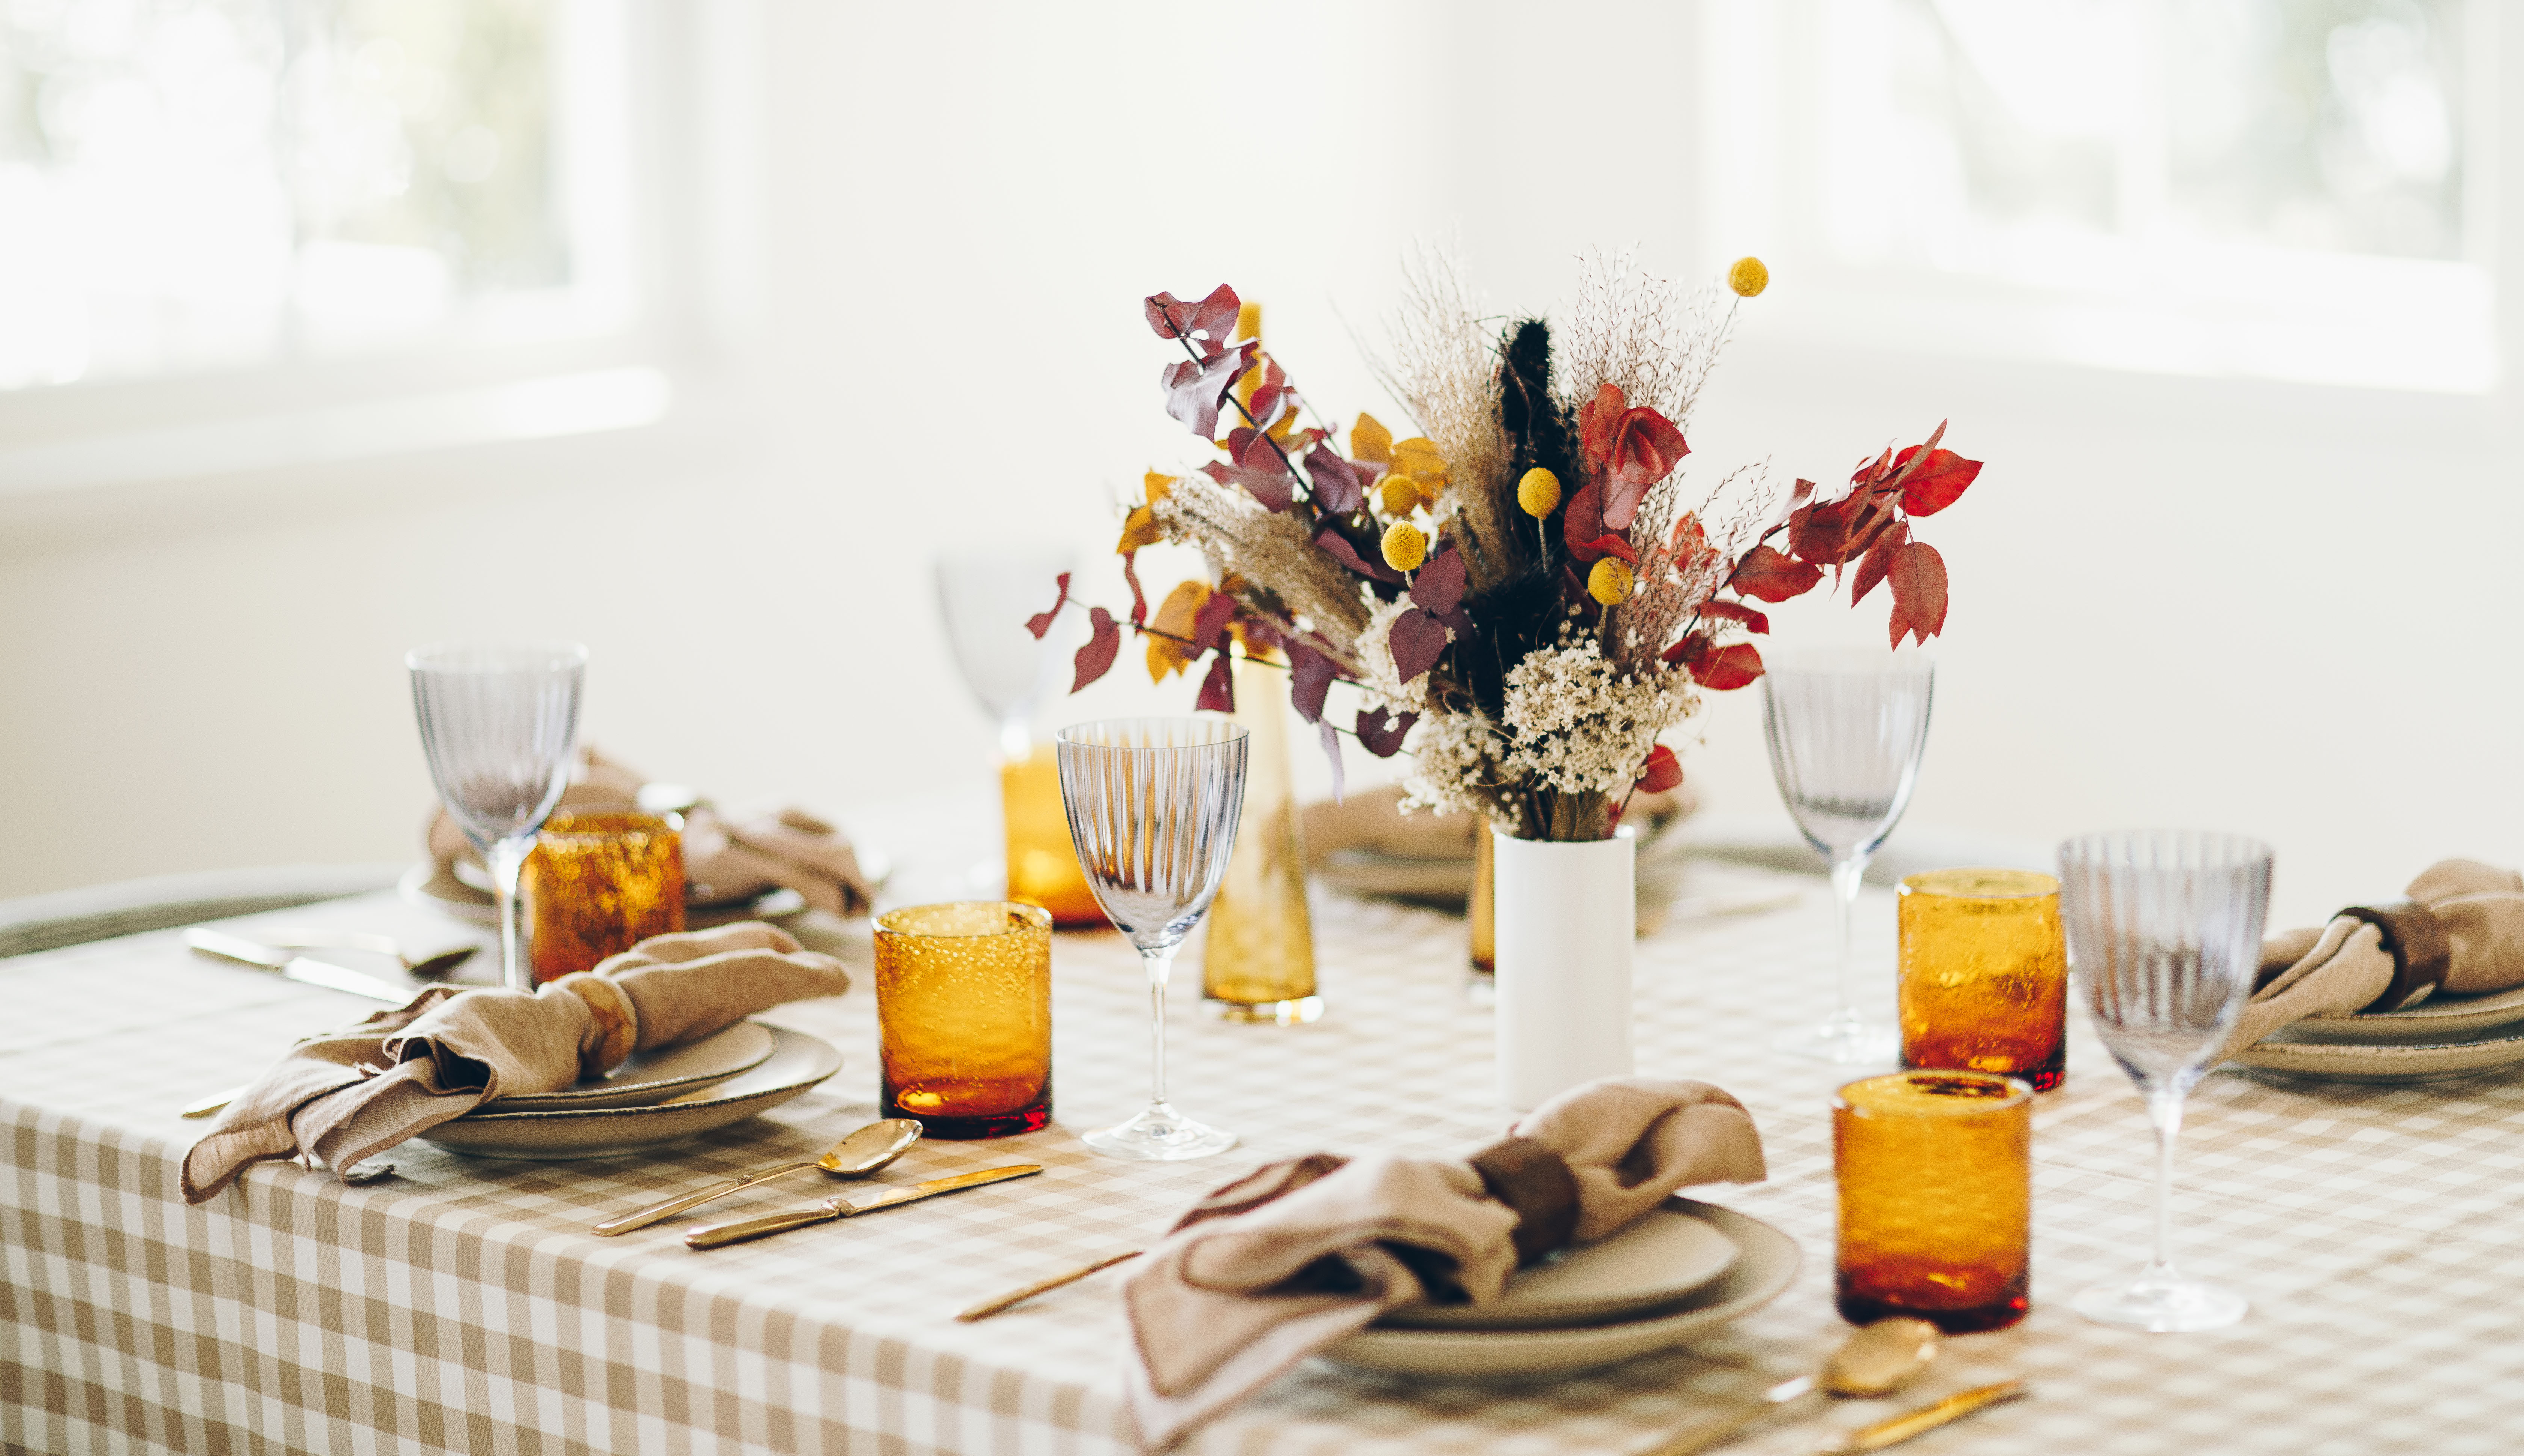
xmin=1707 ymin=0 xmax=2496 ymax=392
xmin=0 ymin=0 xmax=634 ymax=392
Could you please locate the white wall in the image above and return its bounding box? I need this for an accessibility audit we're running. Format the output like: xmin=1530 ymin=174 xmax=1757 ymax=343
xmin=3 ymin=0 xmax=2518 ymax=933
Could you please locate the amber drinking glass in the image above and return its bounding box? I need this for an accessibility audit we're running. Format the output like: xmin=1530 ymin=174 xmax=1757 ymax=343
xmin=1001 ymin=745 xmax=1107 ymax=926
xmin=1898 ymin=869 xmax=2067 ymax=1091
xmin=523 ymin=807 xmax=684 ymax=983
xmin=874 ymin=901 xmax=1054 ymax=1138
xmin=1834 ymin=1070 xmax=2032 ymax=1333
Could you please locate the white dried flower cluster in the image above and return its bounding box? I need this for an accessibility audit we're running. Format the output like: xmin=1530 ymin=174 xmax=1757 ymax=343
xmin=1398 ymin=710 xmax=1514 ymax=822
xmin=1495 ymin=641 xmax=1698 ymax=796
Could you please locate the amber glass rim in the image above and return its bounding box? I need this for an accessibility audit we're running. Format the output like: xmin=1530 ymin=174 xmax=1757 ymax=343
xmin=1898 ymin=867 xmax=2058 ymax=900
xmin=539 ymin=804 xmax=681 ymax=839
xmin=1833 ymin=1069 xmax=2034 ymax=1119
xmin=875 ymin=900 xmax=1054 ymax=939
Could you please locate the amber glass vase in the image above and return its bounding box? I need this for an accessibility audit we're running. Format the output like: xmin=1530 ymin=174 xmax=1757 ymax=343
xmin=1468 ymin=829 xmax=1496 ymax=974
xmin=1200 ymin=654 xmax=1320 ymax=1022
xmin=1898 ymin=869 xmax=2067 ymax=1091
xmin=524 ymin=808 xmax=684 ymax=983
xmin=1000 ymin=744 xmax=1106 ymax=927
xmin=1834 ymin=1070 xmax=2032 ymax=1333
xmin=874 ymin=901 xmax=1053 ymax=1138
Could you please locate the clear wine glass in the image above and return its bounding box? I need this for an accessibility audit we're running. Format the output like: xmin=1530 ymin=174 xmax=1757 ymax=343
xmin=2060 ymin=829 xmax=2270 ymax=1333
xmin=1055 ymin=718 xmax=1249 ymax=1160
xmin=934 ymin=552 xmax=1072 ymax=760
xmin=408 ymin=643 xmax=587 ymax=991
xmin=1761 ymin=647 xmax=1935 ymax=1064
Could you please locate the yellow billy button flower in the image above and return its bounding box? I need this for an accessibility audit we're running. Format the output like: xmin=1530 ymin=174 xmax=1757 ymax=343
xmin=1587 ymin=557 xmax=1635 ymax=605
xmin=1379 ymin=475 xmax=1421 ymax=518
xmin=1382 ymin=521 xmax=1428 ymax=573
xmin=1517 ymin=467 xmax=1561 ymax=518
xmin=1727 ymin=256 xmax=1769 ymax=298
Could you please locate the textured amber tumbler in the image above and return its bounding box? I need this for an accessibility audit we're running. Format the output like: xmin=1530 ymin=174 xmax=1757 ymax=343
xmin=1834 ymin=1071 xmax=2032 ymax=1333
xmin=524 ymin=808 xmax=685 ymax=983
xmin=875 ymin=901 xmax=1053 ymax=1138
xmin=1898 ymin=869 xmax=2067 ymax=1091
xmin=1001 ymin=745 xmax=1107 ymax=927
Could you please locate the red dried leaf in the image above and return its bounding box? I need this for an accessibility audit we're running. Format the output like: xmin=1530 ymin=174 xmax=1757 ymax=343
xmin=1892 ymin=447 xmax=1981 ymax=517
xmin=1287 ymin=642 xmax=1338 ymax=723
xmin=1577 ymin=382 xmax=1625 ymax=466
xmin=1190 ymin=588 xmax=1236 ymax=654
xmin=1788 ymin=493 xmax=1862 ymax=566
xmin=1202 ymin=457 xmax=1296 ymax=513
xmin=1143 ymin=284 xmax=1240 ymax=343
xmin=1388 ymin=608 xmax=1451 ymax=683
xmin=1409 ymin=546 xmax=1466 ymax=617
xmin=1120 ymin=552 xmax=1149 ymax=625
xmin=1026 ymin=572 xmax=1070 ymax=640
xmin=1885 ymin=540 xmax=1949 ymax=646
xmin=1684 ymin=639 xmax=1765 ymax=689
xmin=1561 ymin=479 xmax=1639 ymax=564
xmin=1635 ymin=744 xmax=1683 ymax=794
xmin=1161 ymin=341 xmax=1256 ymax=438
xmin=1356 ymin=706 xmax=1416 ymax=757
xmin=1848 ymin=519 xmax=1909 ymax=606
xmin=1305 ymin=444 xmax=1364 ymax=515
xmin=1072 ymin=607 xmax=1120 ymax=691
xmin=1697 ymin=599 xmax=1769 ymax=634
xmin=1312 ymin=524 xmax=1405 ymax=584
xmin=1602 ymin=407 xmax=1688 ymax=528
xmin=1246 ymin=357 xmax=1289 ymax=425
xmin=1733 ymin=544 xmax=1824 ymax=602
xmin=1194 ymin=652 xmax=1235 ymax=714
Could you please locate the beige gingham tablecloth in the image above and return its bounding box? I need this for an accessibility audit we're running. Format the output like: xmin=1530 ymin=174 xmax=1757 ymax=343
xmin=8 ymin=864 xmax=2524 ymax=1455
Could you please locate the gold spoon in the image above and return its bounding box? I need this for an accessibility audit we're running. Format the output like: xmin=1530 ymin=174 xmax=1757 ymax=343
xmin=591 ymin=1120 xmax=924 ymax=1236
xmin=1642 ymin=1318 xmax=1943 ymax=1456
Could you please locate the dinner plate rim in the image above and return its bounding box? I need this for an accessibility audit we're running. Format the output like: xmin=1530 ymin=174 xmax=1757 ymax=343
xmin=492 ymin=1019 xmax=780 ymax=1111
xmin=1374 ymin=1206 xmax=1740 ymax=1331
xmin=2233 ymin=1031 xmax=2524 ymax=1083
xmin=429 ymin=1023 xmax=840 ymax=1130
xmin=2287 ymin=983 xmax=2524 ymax=1041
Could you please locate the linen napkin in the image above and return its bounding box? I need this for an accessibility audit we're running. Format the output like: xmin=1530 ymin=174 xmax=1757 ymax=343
xmin=2212 ymin=859 xmax=2524 ymax=1064
xmin=427 ymin=747 xmax=874 ymax=917
xmin=1119 ymin=1077 xmax=1765 ymax=1450
xmin=180 ymin=922 xmax=848 ymax=1203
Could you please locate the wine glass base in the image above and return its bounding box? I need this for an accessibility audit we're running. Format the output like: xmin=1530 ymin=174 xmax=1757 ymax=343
xmin=1083 ymin=1105 xmax=1238 ymax=1162
xmin=1771 ymin=1018 xmax=1899 ymax=1066
xmin=2074 ymin=1276 xmax=2247 ymax=1332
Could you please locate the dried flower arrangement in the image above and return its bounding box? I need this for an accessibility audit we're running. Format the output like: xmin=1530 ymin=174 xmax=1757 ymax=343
xmin=1028 ymin=252 xmax=1984 ymax=842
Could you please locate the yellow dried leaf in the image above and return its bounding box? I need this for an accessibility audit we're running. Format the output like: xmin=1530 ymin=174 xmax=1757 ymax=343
xmin=1146 ymin=580 xmax=1210 ymax=682
xmin=1351 ymin=413 xmax=1393 ymax=465
xmin=1116 ymin=505 xmax=1162 ymax=555
xmin=1390 ymin=437 xmax=1448 ymax=487
xmin=1143 ymin=472 xmax=1174 ymax=505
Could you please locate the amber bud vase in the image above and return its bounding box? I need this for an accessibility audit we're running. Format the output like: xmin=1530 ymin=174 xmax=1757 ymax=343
xmin=874 ymin=901 xmax=1053 ymax=1138
xmin=523 ymin=808 xmax=685 ymax=984
xmin=1200 ymin=654 xmax=1320 ymax=1022
xmin=1898 ymin=869 xmax=2067 ymax=1091
xmin=1834 ymin=1070 xmax=2032 ymax=1333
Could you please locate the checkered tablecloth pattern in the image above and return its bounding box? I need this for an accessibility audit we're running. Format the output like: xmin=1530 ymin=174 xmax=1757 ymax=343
xmin=8 ymin=864 xmax=2524 ymax=1454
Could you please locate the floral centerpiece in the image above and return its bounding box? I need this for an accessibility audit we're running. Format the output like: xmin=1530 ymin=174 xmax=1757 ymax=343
xmin=1030 ymin=252 xmax=1983 ymax=840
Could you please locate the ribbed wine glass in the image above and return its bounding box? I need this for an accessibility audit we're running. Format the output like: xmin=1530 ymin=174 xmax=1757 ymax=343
xmin=1055 ymin=718 xmax=1248 ymax=1160
xmin=1761 ymin=647 xmax=1935 ymax=1064
xmin=933 ymin=552 xmax=1070 ymax=760
xmin=408 ymin=643 xmax=586 ymax=991
xmin=2060 ymin=829 xmax=2270 ymax=1332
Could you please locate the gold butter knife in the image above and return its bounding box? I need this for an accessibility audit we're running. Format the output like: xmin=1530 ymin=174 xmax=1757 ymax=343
xmin=1813 ymin=1380 xmax=2027 ymax=1454
xmin=957 ymin=1250 xmax=1142 ymax=1322
xmin=684 ymin=1165 xmax=1043 ymax=1249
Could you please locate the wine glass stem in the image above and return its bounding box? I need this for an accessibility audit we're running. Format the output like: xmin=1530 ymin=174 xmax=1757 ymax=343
xmin=486 ymin=837 xmax=532 ymax=992
xmin=1142 ymin=945 xmax=1177 ymax=1111
xmin=1830 ymin=851 xmax=1868 ymax=1026
xmin=2147 ymin=1090 xmax=2185 ymax=1276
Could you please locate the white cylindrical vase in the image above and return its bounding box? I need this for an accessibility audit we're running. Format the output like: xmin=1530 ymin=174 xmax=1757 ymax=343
xmin=1492 ymin=827 xmax=1635 ymax=1110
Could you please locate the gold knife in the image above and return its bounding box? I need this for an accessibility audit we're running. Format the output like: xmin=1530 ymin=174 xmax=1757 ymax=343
xmin=683 ymin=1165 xmax=1044 ymax=1249
xmin=1813 ymin=1380 xmax=2028 ymax=1454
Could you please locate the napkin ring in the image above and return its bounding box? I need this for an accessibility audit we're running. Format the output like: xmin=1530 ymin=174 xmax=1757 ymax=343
xmin=1466 ymin=1136 xmax=1578 ymax=1266
xmin=2339 ymin=899 xmax=2452 ymax=1012
xmin=555 ymin=972 xmax=640 ymax=1077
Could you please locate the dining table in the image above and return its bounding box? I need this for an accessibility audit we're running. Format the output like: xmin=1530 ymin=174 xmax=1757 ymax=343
xmin=5 ymin=845 xmax=2521 ymax=1456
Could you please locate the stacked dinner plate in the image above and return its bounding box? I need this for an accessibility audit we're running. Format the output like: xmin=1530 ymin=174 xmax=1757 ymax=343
xmin=1320 ymin=1198 xmax=1802 ymax=1382
xmin=417 ymin=1019 xmax=844 ymax=1159
xmin=2233 ymin=986 xmax=2524 ymax=1084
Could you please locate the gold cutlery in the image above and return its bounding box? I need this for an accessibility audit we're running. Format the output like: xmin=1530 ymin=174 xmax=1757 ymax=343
xmin=185 ymin=928 xmax=427 ymax=1003
xmin=684 ymin=1165 xmax=1044 ymax=1249
xmin=180 ymin=1087 xmax=243 ymax=1120
xmin=1642 ymin=1319 xmax=1942 ymax=1456
xmin=252 ymin=927 xmax=480 ymax=982
xmin=1811 ymin=1380 xmax=2027 ymax=1454
xmin=593 ymin=1120 xmax=923 ymax=1236
xmin=956 ymin=1250 xmax=1142 ymax=1322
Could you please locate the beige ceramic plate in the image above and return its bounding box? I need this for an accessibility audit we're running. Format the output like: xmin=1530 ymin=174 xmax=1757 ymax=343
xmin=1377 ymin=1206 xmax=1739 ymax=1331
xmin=2234 ymin=1032 xmax=2524 ymax=1084
xmin=399 ymin=861 xmax=811 ymax=928
xmin=2282 ymin=984 xmax=2524 ymax=1044
xmin=418 ymin=1025 xmax=841 ymax=1158
xmin=493 ymin=1020 xmax=778 ymax=1112
xmin=1322 ymin=1200 xmax=1798 ymax=1380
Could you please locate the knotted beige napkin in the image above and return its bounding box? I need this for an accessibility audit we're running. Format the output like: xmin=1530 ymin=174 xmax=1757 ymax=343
xmin=427 ymin=746 xmax=873 ymax=917
xmin=2213 ymin=859 xmax=2524 ymax=1064
xmin=180 ymin=922 xmax=848 ymax=1203
xmin=1120 ymin=1077 xmax=1765 ymax=1450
